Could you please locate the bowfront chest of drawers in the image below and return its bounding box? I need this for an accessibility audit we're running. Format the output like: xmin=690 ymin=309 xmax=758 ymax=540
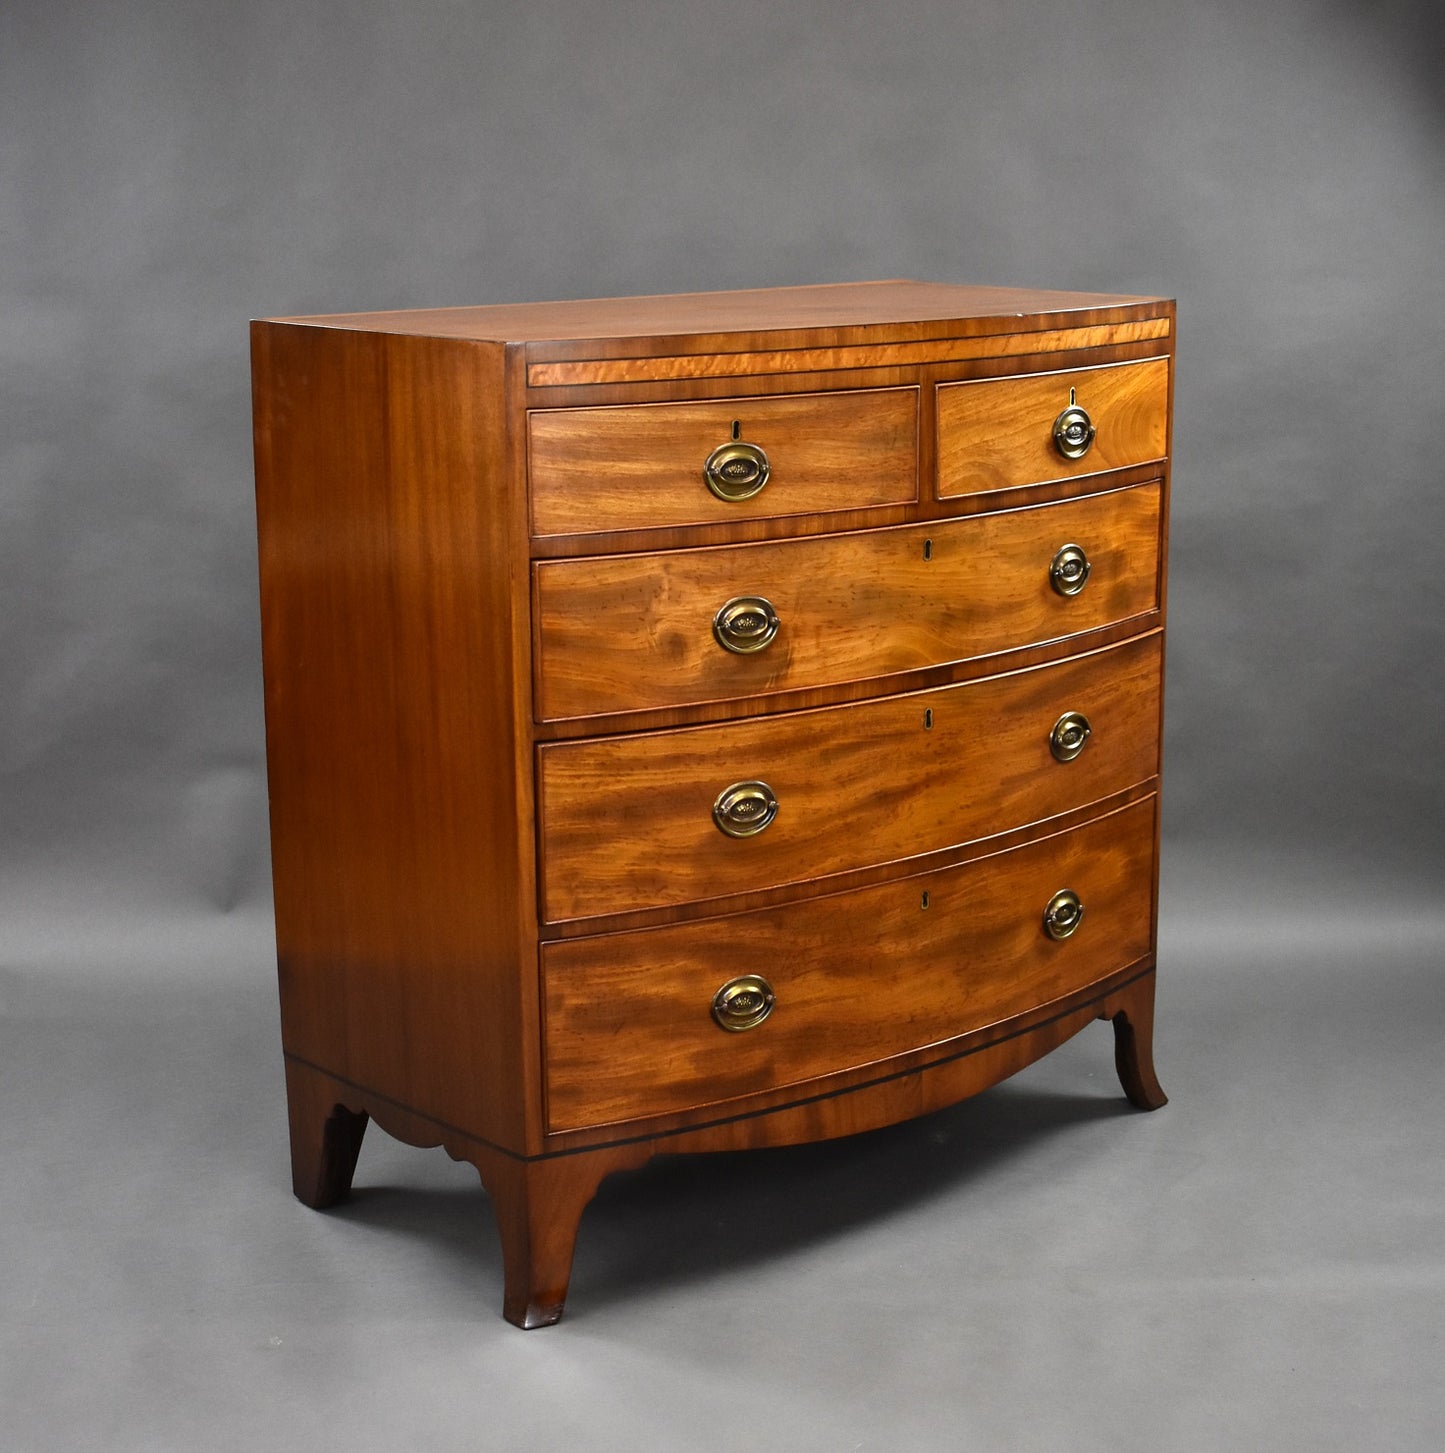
xmin=251 ymin=280 xmax=1174 ymax=1327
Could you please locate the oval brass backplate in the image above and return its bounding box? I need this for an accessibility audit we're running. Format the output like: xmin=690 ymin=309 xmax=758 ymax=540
xmin=713 ymin=595 xmax=779 ymax=655
xmin=1053 ymin=403 xmax=1096 ymax=460
xmin=1049 ymin=543 xmax=1091 ymax=597
xmin=1050 ymin=711 xmax=1092 ymax=762
xmin=704 ymin=441 xmax=771 ymax=501
xmin=1043 ymin=888 xmax=1085 ymax=941
xmin=712 ymin=974 xmax=775 ymax=1032
xmin=713 ymin=780 xmax=779 ymax=838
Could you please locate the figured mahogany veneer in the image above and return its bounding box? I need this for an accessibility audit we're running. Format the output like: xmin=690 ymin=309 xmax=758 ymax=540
xmin=543 ymin=796 xmax=1157 ymax=1132
xmin=538 ymin=632 xmax=1162 ymax=923
xmin=534 ymin=483 xmax=1162 ymax=721
xmin=530 ymin=387 xmax=918 ymax=535
xmin=251 ymin=280 xmax=1174 ymax=1329
xmin=937 ymin=357 xmax=1169 ymax=498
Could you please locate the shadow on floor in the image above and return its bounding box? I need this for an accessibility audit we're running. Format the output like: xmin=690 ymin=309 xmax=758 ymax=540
xmin=329 ymin=1080 xmax=1140 ymax=1317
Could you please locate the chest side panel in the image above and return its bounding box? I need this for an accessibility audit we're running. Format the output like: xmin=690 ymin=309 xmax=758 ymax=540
xmin=253 ymin=325 xmax=538 ymax=1151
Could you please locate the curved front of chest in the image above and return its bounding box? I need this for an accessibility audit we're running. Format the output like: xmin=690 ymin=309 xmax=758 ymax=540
xmin=532 ymin=482 xmax=1161 ymax=722
xmin=540 ymin=795 xmax=1156 ymax=1135
xmin=537 ymin=632 xmax=1161 ymax=923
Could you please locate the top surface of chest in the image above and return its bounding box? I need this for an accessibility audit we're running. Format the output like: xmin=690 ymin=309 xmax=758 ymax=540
xmin=264 ymin=278 xmax=1167 ymax=346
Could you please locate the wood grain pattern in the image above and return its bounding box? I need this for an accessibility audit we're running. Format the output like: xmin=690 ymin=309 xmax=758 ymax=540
xmin=529 ymin=388 xmax=918 ymax=536
xmin=534 ymin=482 xmax=1161 ymax=721
xmin=537 ymin=632 xmax=1161 ymax=922
xmin=525 ymin=458 xmax=1168 ymax=564
xmin=525 ymin=320 xmax=1173 ymax=387
xmin=937 ymin=357 xmax=1169 ymax=498
xmin=538 ymin=781 xmax=1155 ymax=942
xmin=253 ymin=323 xmax=540 ymax=1153
xmin=271 ymin=279 xmax=1165 ymax=343
xmin=525 ymin=337 xmax=1172 ymax=415
xmin=541 ymin=796 xmax=1157 ymax=1132
xmin=544 ymin=963 xmax=1160 ymax=1155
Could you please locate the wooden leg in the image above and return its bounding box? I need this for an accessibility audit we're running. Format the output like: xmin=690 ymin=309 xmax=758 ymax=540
xmin=284 ymin=1057 xmax=369 ymax=1208
xmin=1108 ymin=971 xmax=1168 ymax=1111
xmin=282 ymin=1058 xmax=647 ymax=1326
xmin=476 ymin=1150 xmax=631 ymax=1329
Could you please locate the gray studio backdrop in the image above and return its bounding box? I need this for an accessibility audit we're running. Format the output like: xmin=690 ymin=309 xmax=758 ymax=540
xmin=6 ymin=0 xmax=1443 ymax=949
xmin=3 ymin=0 xmax=1444 ymax=1446
xmin=2 ymin=0 xmax=1442 ymax=941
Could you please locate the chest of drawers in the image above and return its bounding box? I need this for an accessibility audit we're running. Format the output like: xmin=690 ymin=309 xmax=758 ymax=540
xmin=251 ymin=280 xmax=1174 ymax=1327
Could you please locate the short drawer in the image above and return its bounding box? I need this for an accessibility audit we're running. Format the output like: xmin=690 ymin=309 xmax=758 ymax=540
xmin=937 ymin=358 xmax=1168 ymax=498
xmin=533 ymin=482 xmax=1161 ymax=721
xmin=537 ymin=632 xmax=1161 ymax=922
xmin=541 ymin=795 xmax=1157 ymax=1132
xmin=529 ymin=388 xmax=918 ymax=536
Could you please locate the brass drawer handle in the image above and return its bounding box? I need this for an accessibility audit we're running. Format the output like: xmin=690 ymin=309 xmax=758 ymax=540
xmin=1043 ymin=889 xmax=1085 ymax=941
xmin=712 ymin=974 xmax=775 ymax=1032
xmin=1050 ymin=711 xmax=1092 ymax=762
xmin=1049 ymin=543 xmax=1091 ymax=596
xmin=713 ymin=595 xmax=779 ymax=655
xmin=1053 ymin=402 xmax=1096 ymax=460
xmin=713 ymin=780 xmax=778 ymax=838
xmin=704 ymin=441 xmax=771 ymax=501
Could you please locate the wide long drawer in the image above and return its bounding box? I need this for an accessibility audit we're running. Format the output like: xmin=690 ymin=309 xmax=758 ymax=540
xmin=541 ymin=795 xmax=1157 ymax=1132
xmin=537 ymin=632 xmax=1161 ymax=922
xmin=529 ymin=388 xmax=918 ymax=536
xmin=533 ymin=483 xmax=1161 ymax=721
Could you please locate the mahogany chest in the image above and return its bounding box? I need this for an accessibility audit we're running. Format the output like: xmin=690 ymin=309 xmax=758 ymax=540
xmin=250 ymin=280 xmax=1173 ymax=1326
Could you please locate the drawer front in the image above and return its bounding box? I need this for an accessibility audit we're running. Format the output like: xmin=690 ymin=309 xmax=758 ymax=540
xmin=937 ymin=358 xmax=1168 ymax=498
xmin=529 ymin=388 xmax=918 ymax=536
xmin=538 ymin=633 xmax=1161 ymax=922
xmin=542 ymin=796 xmax=1157 ymax=1132
xmin=534 ymin=483 xmax=1161 ymax=721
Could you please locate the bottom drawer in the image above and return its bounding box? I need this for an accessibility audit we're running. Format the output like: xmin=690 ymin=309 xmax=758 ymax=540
xmin=541 ymin=795 xmax=1157 ymax=1133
